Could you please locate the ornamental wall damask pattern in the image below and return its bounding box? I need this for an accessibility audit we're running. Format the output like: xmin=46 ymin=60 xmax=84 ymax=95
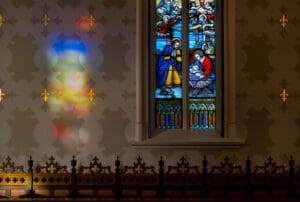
xmin=0 ymin=0 xmax=299 ymax=167
xmin=236 ymin=0 xmax=300 ymax=160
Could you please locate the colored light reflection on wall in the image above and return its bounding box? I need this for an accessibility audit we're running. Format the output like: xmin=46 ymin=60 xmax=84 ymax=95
xmin=77 ymin=14 xmax=98 ymax=33
xmin=47 ymin=36 xmax=92 ymax=142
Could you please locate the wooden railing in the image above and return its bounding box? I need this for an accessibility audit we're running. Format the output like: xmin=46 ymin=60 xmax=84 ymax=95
xmin=0 ymin=155 xmax=299 ymax=199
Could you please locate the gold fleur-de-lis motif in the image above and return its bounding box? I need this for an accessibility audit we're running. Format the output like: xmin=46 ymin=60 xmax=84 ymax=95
xmin=280 ymin=14 xmax=288 ymax=29
xmin=41 ymin=88 xmax=50 ymax=102
xmin=87 ymin=88 xmax=95 ymax=102
xmin=280 ymin=88 xmax=288 ymax=103
xmin=87 ymin=14 xmax=96 ymax=28
xmin=0 ymin=14 xmax=5 ymax=28
xmin=0 ymin=88 xmax=5 ymax=103
xmin=42 ymin=13 xmax=51 ymax=27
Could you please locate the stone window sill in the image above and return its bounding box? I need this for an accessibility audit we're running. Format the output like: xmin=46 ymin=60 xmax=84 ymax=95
xmin=131 ymin=133 xmax=245 ymax=149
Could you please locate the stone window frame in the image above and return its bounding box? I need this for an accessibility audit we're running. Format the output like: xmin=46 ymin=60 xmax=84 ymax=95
xmin=132 ymin=0 xmax=245 ymax=149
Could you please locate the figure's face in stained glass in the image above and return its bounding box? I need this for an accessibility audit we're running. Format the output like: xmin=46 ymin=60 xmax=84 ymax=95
xmin=200 ymin=0 xmax=205 ymax=6
xmin=163 ymin=15 xmax=169 ymax=23
xmin=194 ymin=52 xmax=203 ymax=60
xmin=172 ymin=41 xmax=180 ymax=49
xmin=199 ymin=15 xmax=207 ymax=24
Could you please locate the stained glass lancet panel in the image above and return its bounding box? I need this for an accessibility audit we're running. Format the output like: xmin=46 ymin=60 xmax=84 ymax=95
xmin=155 ymin=0 xmax=183 ymax=129
xmin=188 ymin=0 xmax=216 ymax=129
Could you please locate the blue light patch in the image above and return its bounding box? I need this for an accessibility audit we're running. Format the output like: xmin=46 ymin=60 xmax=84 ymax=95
xmin=53 ymin=38 xmax=87 ymax=55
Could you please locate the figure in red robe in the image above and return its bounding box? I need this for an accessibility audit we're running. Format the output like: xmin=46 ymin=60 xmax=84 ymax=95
xmin=189 ymin=50 xmax=214 ymax=95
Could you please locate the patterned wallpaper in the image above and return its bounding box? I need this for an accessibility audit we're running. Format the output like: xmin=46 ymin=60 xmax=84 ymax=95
xmin=0 ymin=0 xmax=136 ymax=165
xmin=236 ymin=0 xmax=300 ymax=163
xmin=0 ymin=0 xmax=299 ymax=167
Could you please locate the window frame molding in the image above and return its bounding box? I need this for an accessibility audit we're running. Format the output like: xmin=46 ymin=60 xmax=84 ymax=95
xmin=133 ymin=0 xmax=245 ymax=149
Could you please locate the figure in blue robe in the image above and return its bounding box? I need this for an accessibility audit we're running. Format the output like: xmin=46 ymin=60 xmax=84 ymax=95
xmin=156 ymin=39 xmax=182 ymax=96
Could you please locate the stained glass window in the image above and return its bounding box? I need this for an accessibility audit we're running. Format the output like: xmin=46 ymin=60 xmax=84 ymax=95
xmin=188 ymin=0 xmax=216 ymax=129
xmin=155 ymin=0 xmax=183 ymax=129
xmin=153 ymin=0 xmax=220 ymax=131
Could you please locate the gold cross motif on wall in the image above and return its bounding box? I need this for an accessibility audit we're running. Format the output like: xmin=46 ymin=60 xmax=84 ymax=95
xmin=0 ymin=14 xmax=5 ymax=28
xmin=42 ymin=13 xmax=51 ymax=27
xmin=87 ymin=14 xmax=96 ymax=29
xmin=87 ymin=88 xmax=95 ymax=102
xmin=280 ymin=14 xmax=288 ymax=29
xmin=41 ymin=88 xmax=50 ymax=103
xmin=280 ymin=88 xmax=288 ymax=103
xmin=0 ymin=88 xmax=5 ymax=103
